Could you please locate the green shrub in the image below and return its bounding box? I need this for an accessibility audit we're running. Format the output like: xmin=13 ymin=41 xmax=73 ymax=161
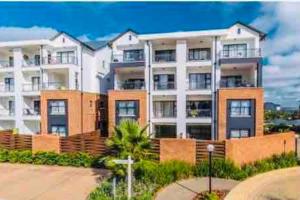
xmin=203 ymin=192 xmax=220 ymax=200
xmin=8 ymin=150 xmax=33 ymax=163
xmin=33 ymin=151 xmax=59 ymax=165
xmin=0 ymin=149 xmax=9 ymax=162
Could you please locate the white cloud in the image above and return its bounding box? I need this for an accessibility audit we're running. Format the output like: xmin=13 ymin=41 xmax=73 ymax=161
xmin=77 ymin=34 xmax=91 ymax=42
xmin=0 ymin=26 xmax=57 ymax=41
xmin=96 ymin=33 xmax=119 ymax=41
xmin=252 ymin=2 xmax=300 ymax=107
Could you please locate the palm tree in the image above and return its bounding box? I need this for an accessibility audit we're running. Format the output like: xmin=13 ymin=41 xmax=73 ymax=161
xmin=103 ymin=119 xmax=155 ymax=176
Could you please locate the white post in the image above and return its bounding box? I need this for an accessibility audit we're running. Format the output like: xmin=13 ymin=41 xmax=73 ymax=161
xmin=127 ymin=156 xmax=132 ymax=200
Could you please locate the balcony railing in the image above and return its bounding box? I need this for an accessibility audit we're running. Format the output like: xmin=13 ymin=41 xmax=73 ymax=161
xmin=42 ymin=82 xmax=68 ymax=90
xmin=0 ymin=109 xmax=14 ymax=117
xmin=219 ymin=48 xmax=261 ymax=59
xmin=117 ymin=81 xmax=145 ymax=90
xmin=153 ymin=82 xmax=176 ymax=90
xmin=23 ymin=108 xmax=40 ymax=116
xmin=22 ymin=58 xmax=41 ymax=67
xmin=0 ymin=84 xmax=14 ymax=92
xmin=112 ymin=54 xmax=144 ymax=63
xmin=153 ymin=51 xmax=176 ymax=63
xmin=0 ymin=60 xmax=13 ymax=68
xmin=186 ymin=109 xmax=211 ymax=118
xmin=220 ymin=80 xmax=255 ymax=88
xmin=42 ymin=56 xmax=77 ymax=65
xmin=187 ymin=48 xmax=211 ymax=61
xmin=189 ymin=82 xmax=211 ymax=90
xmin=22 ymin=84 xmax=41 ymax=92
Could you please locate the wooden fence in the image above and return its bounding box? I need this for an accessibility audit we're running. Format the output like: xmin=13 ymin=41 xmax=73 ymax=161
xmin=195 ymin=140 xmax=226 ymax=163
xmin=0 ymin=130 xmax=32 ymax=150
xmin=60 ymin=131 xmax=107 ymax=155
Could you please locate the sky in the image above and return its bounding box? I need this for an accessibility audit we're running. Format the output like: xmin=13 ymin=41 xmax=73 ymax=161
xmin=0 ymin=2 xmax=299 ymax=108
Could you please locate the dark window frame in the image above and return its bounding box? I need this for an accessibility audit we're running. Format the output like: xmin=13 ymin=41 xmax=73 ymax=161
xmin=123 ymin=49 xmax=144 ymax=62
xmin=229 ymin=100 xmax=251 ymax=117
xmin=116 ymin=100 xmax=139 ymax=125
xmin=153 ymin=101 xmax=177 ymax=118
xmin=229 ymin=129 xmax=250 ymax=138
xmin=49 ymin=100 xmax=66 ymax=115
xmin=189 ymin=73 xmax=211 ymax=89
xmin=188 ymin=48 xmax=211 ymax=61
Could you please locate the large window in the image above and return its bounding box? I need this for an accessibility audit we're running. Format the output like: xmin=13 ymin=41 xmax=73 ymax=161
xmin=154 ymin=50 xmax=176 ymax=62
xmin=230 ymin=100 xmax=251 ymax=117
xmin=221 ymin=76 xmax=242 ymax=88
xmin=153 ymin=101 xmax=176 ymax=118
xmin=186 ymin=101 xmax=211 ymax=117
xmin=189 ymin=73 xmax=211 ymax=89
xmin=223 ymin=44 xmax=247 ymax=58
xmin=230 ymin=129 xmax=250 ymax=138
xmin=56 ymin=51 xmax=75 ymax=64
xmin=154 ymin=74 xmax=175 ymax=90
xmin=188 ymin=48 xmax=211 ymax=61
xmin=155 ymin=125 xmax=176 ymax=138
xmin=116 ymin=100 xmax=139 ymax=124
xmin=51 ymin=125 xmax=67 ymax=137
xmin=123 ymin=49 xmax=144 ymax=62
xmin=187 ymin=125 xmax=211 ymax=140
xmin=49 ymin=100 xmax=66 ymax=115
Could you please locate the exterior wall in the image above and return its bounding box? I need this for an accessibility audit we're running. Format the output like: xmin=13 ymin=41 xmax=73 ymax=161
xmin=159 ymin=139 xmax=196 ymax=164
xmin=108 ymin=90 xmax=147 ymax=136
xmin=226 ymin=132 xmax=296 ymax=166
xmin=40 ymin=90 xmax=104 ymax=136
xmin=32 ymin=134 xmax=61 ymax=153
xmin=217 ymin=88 xmax=264 ymax=140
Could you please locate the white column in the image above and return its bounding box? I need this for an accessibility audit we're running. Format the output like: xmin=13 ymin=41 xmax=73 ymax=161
xmin=13 ymin=48 xmax=24 ymax=133
xmin=68 ymin=68 xmax=75 ymax=90
xmin=176 ymin=40 xmax=187 ymax=138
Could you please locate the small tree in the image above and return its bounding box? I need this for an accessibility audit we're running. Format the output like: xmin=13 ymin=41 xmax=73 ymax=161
xmin=103 ymin=119 xmax=155 ymax=177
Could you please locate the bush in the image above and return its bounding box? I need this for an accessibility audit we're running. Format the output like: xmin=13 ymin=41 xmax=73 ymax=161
xmin=0 ymin=148 xmax=100 ymax=168
xmin=203 ymin=192 xmax=220 ymax=200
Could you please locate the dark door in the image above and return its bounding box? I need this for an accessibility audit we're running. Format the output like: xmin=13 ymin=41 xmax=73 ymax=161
xmin=4 ymin=78 xmax=14 ymax=92
xmin=33 ymin=100 xmax=40 ymax=114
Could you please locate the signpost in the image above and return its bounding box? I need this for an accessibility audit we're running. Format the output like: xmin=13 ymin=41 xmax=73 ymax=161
xmin=113 ymin=156 xmax=134 ymax=200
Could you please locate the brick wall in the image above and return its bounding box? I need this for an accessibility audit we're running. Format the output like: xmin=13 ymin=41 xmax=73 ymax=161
xmin=159 ymin=139 xmax=196 ymax=164
xmin=108 ymin=90 xmax=147 ymax=136
xmin=41 ymin=90 xmax=106 ymax=136
xmin=217 ymin=88 xmax=264 ymax=140
xmin=225 ymin=132 xmax=296 ymax=166
xmin=32 ymin=134 xmax=61 ymax=153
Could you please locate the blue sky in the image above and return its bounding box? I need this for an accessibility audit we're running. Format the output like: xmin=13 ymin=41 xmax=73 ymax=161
xmin=0 ymin=2 xmax=299 ymax=108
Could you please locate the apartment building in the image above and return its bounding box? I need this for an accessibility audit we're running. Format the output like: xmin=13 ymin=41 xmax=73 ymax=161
xmin=108 ymin=22 xmax=265 ymax=140
xmin=0 ymin=32 xmax=110 ymax=136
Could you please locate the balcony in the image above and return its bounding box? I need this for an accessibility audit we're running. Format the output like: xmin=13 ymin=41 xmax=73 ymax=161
xmin=0 ymin=60 xmax=13 ymax=69
xmin=0 ymin=84 xmax=14 ymax=93
xmin=42 ymin=56 xmax=77 ymax=65
xmin=111 ymin=50 xmax=145 ymax=68
xmin=22 ymin=83 xmax=41 ymax=92
xmin=186 ymin=108 xmax=211 ymax=118
xmin=22 ymin=58 xmax=41 ymax=68
xmin=117 ymin=80 xmax=145 ymax=90
xmin=219 ymin=48 xmax=261 ymax=59
xmin=153 ymin=101 xmax=177 ymax=118
xmin=42 ymin=82 xmax=68 ymax=90
xmin=220 ymin=79 xmax=255 ymax=88
xmin=153 ymin=81 xmax=176 ymax=90
xmin=153 ymin=50 xmax=176 ymax=63
xmin=0 ymin=109 xmax=14 ymax=120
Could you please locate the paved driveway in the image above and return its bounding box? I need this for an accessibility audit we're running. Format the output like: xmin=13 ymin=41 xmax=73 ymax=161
xmin=0 ymin=163 xmax=109 ymax=200
xmin=225 ymin=167 xmax=300 ymax=200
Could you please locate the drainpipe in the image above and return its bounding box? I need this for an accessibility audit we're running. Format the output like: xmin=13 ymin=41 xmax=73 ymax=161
xmin=213 ymin=36 xmax=218 ymax=140
xmin=80 ymin=46 xmax=83 ymax=135
xmin=146 ymin=41 xmax=151 ymax=134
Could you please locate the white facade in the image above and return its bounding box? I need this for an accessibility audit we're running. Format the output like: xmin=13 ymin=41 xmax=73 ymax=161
xmin=0 ymin=33 xmax=111 ymax=134
xmin=111 ymin=22 xmax=263 ymax=139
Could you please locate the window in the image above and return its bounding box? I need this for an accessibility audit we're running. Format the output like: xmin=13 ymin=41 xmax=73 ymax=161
xmin=153 ymin=74 xmax=175 ymax=90
xmin=230 ymin=129 xmax=249 ymax=138
xmin=237 ymin=28 xmax=241 ymax=34
xmin=188 ymin=48 xmax=211 ymax=61
xmin=187 ymin=125 xmax=211 ymax=140
xmin=49 ymin=100 xmax=66 ymax=115
xmin=129 ymin=35 xmax=132 ymax=41
xmin=230 ymin=100 xmax=251 ymax=117
xmin=75 ymin=72 xmax=79 ymax=90
xmin=33 ymin=100 xmax=40 ymax=114
xmin=154 ymin=50 xmax=176 ymax=62
xmin=189 ymin=73 xmax=211 ymax=89
xmin=123 ymin=49 xmax=144 ymax=62
xmin=155 ymin=125 xmax=176 ymax=138
xmin=116 ymin=100 xmax=139 ymax=124
xmin=186 ymin=101 xmax=211 ymax=117
xmin=4 ymin=77 xmax=14 ymax=92
xmin=223 ymin=44 xmax=247 ymax=58
xmin=153 ymin=101 xmax=176 ymax=118
xmin=51 ymin=125 xmax=67 ymax=137
xmin=221 ymin=76 xmax=242 ymax=88
xmin=56 ymin=51 xmax=75 ymax=64
xmin=9 ymin=56 xmax=14 ymax=67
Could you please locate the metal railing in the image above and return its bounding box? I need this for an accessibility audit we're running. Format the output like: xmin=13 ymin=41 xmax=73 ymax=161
xmin=187 ymin=49 xmax=211 ymax=61
xmin=219 ymin=48 xmax=261 ymax=59
xmin=153 ymin=53 xmax=176 ymax=63
xmin=22 ymin=83 xmax=41 ymax=92
xmin=112 ymin=53 xmax=144 ymax=63
xmin=22 ymin=59 xmax=41 ymax=67
xmin=42 ymin=56 xmax=77 ymax=65
xmin=153 ymin=81 xmax=176 ymax=90
xmin=23 ymin=108 xmax=40 ymax=116
xmin=0 ymin=84 xmax=14 ymax=92
xmin=220 ymin=80 xmax=255 ymax=88
xmin=189 ymin=82 xmax=211 ymax=90
xmin=42 ymin=82 xmax=68 ymax=90
xmin=186 ymin=109 xmax=211 ymax=118
xmin=0 ymin=60 xmax=13 ymax=68
xmin=117 ymin=81 xmax=145 ymax=90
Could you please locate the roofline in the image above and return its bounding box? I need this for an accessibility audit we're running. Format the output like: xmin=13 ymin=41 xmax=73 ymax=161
xmin=234 ymin=21 xmax=267 ymax=40
xmin=108 ymin=28 xmax=138 ymax=45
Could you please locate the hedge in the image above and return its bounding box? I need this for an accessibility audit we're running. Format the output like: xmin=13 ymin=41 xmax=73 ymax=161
xmin=0 ymin=149 xmax=101 ymax=168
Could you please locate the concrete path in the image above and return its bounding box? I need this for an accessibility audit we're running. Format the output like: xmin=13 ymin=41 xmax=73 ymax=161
xmin=155 ymin=177 xmax=239 ymax=200
xmin=0 ymin=163 xmax=109 ymax=200
xmin=226 ymin=167 xmax=300 ymax=200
